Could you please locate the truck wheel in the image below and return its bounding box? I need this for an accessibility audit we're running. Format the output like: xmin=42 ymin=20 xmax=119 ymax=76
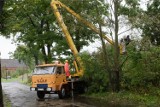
xmin=84 ymin=86 xmax=88 ymax=93
xmin=37 ymin=91 xmax=45 ymax=99
xmin=79 ymin=86 xmax=88 ymax=94
xmin=58 ymin=86 xmax=66 ymax=99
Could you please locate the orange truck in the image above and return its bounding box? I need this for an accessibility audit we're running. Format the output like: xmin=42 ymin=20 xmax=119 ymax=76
xmin=30 ymin=62 xmax=86 ymax=99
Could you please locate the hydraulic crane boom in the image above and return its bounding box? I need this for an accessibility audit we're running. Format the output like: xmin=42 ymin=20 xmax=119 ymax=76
xmin=51 ymin=0 xmax=84 ymax=77
xmin=51 ymin=0 xmax=114 ymax=45
xmin=50 ymin=0 xmax=124 ymax=77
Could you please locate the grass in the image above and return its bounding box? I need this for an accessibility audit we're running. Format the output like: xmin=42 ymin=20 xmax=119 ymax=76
xmin=3 ymin=92 xmax=11 ymax=107
xmin=2 ymin=73 xmax=31 ymax=85
xmin=83 ymin=91 xmax=160 ymax=107
xmin=2 ymin=77 xmax=22 ymax=83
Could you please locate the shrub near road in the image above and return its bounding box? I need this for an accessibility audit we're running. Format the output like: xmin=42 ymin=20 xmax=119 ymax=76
xmin=122 ymin=46 xmax=160 ymax=93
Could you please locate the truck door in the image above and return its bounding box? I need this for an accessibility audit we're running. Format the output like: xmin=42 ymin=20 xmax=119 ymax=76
xmin=55 ymin=66 xmax=66 ymax=90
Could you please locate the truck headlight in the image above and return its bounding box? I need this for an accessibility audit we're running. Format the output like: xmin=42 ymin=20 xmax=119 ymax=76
xmin=30 ymin=87 xmax=35 ymax=91
xmin=46 ymin=88 xmax=52 ymax=91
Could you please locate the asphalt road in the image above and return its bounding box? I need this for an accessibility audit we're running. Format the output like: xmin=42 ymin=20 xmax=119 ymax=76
xmin=2 ymin=82 xmax=96 ymax=107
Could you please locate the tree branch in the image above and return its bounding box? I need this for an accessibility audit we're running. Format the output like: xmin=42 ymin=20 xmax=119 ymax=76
xmin=22 ymin=7 xmax=37 ymax=28
xmin=118 ymin=27 xmax=132 ymax=36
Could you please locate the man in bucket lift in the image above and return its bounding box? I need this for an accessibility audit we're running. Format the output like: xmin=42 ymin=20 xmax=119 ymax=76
xmin=120 ymin=35 xmax=131 ymax=54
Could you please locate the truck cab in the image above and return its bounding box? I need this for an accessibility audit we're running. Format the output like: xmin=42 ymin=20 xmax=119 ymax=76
xmin=30 ymin=62 xmax=71 ymax=99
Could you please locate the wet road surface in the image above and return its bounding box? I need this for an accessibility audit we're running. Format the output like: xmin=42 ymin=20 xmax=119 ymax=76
xmin=2 ymin=82 xmax=96 ymax=107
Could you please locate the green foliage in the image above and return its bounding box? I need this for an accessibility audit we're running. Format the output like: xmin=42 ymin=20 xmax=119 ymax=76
xmin=59 ymin=0 xmax=108 ymax=52
xmin=122 ymin=40 xmax=160 ymax=93
xmin=13 ymin=45 xmax=34 ymax=69
xmin=119 ymin=0 xmax=140 ymax=17
xmin=80 ymin=51 xmax=109 ymax=93
xmin=2 ymin=0 xmax=109 ymax=64
xmin=3 ymin=92 xmax=11 ymax=107
xmin=86 ymin=91 xmax=160 ymax=106
xmin=11 ymin=69 xmax=29 ymax=78
xmin=138 ymin=0 xmax=160 ymax=45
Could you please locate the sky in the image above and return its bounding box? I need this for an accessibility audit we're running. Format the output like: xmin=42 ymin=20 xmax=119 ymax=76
xmin=0 ymin=35 xmax=100 ymax=59
xmin=0 ymin=36 xmax=16 ymax=59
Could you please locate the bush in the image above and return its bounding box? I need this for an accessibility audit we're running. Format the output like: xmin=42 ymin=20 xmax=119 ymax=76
xmin=122 ymin=43 xmax=160 ymax=93
xmin=80 ymin=51 xmax=109 ymax=93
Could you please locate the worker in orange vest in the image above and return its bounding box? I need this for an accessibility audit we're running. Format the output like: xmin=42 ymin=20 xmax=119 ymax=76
xmin=64 ymin=60 xmax=70 ymax=77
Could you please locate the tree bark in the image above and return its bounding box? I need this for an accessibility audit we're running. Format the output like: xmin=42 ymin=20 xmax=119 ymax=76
xmin=113 ymin=0 xmax=120 ymax=92
xmin=95 ymin=2 xmax=113 ymax=91
xmin=0 ymin=1 xmax=4 ymax=105
xmin=42 ymin=46 xmax=48 ymax=64
xmin=47 ymin=44 xmax=52 ymax=63
xmin=33 ymin=53 xmax=39 ymax=65
xmin=0 ymin=57 xmax=4 ymax=107
xmin=0 ymin=0 xmax=4 ymax=13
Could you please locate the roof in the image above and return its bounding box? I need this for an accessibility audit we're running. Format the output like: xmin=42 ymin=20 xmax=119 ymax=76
xmin=1 ymin=59 xmax=27 ymax=68
xmin=37 ymin=61 xmax=64 ymax=67
xmin=37 ymin=63 xmax=64 ymax=67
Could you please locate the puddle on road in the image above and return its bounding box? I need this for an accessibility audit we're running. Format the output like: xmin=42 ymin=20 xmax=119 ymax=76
xmin=35 ymin=94 xmax=124 ymax=107
xmin=63 ymin=104 xmax=80 ymax=107
xmin=35 ymin=94 xmax=95 ymax=107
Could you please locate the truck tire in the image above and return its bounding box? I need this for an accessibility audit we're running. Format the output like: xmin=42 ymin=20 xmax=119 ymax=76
xmin=37 ymin=91 xmax=45 ymax=99
xmin=79 ymin=86 xmax=88 ymax=94
xmin=83 ymin=86 xmax=88 ymax=93
xmin=58 ymin=86 xmax=66 ymax=99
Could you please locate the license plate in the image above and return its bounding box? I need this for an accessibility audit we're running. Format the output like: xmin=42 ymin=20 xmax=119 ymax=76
xmin=38 ymin=88 xmax=44 ymax=91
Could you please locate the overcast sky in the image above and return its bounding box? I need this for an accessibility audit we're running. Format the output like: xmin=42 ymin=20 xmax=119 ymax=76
xmin=0 ymin=35 xmax=100 ymax=59
xmin=0 ymin=36 xmax=16 ymax=59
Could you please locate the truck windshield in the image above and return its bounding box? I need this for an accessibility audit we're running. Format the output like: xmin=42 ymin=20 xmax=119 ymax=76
xmin=33 ymin=66 xmax=55 ymax=74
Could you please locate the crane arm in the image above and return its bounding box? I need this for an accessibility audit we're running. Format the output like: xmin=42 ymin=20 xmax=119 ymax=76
xmin=51 ymin=0 xmax=84 ymax=77
xmin=51 ymin=0 xmax=114 ymax=45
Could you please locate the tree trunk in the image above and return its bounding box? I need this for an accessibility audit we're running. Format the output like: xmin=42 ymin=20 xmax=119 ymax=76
xmin=0 ymin=57 xmax=4 ymax=107
xmin=0 ymin=0 xmax=4 ymax=13
xmin=42 ymin=46 xmax=48 ymax=64
xmin=95 ymin=2 xmax=113 ymax=91
xmin=33 ymin=53 xmax=39 ymax=65
xmin=47 ymin=44 xmax=52 ymax=63
xmin=113 ymin=0 xmax=120 ymax=92
xmin=99 ymin=25 xmax=113 ymax=91
xmin=0 ymin=1 xmax=4 ymax=105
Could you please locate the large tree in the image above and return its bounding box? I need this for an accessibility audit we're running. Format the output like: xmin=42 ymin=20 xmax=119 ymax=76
xmin=101 ymin=0 xmax=141 ymax=92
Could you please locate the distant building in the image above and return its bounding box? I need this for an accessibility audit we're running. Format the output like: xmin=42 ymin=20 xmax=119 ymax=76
xmin=1 ymin=59 xmax=27 ymax=71
xmin=1 ymin=59 xmax=28 ymax=78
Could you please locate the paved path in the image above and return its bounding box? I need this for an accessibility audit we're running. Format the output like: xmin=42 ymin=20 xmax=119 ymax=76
xmin=2 ymin=82 xmax=95 ymax=107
